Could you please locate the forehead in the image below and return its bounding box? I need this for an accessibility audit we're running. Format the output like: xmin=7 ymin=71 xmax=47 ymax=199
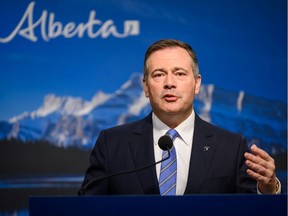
xmin=146 ymin=47 xmax=192 ymax=71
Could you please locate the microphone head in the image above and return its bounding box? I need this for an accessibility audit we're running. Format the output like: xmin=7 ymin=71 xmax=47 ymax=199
xmin=158 ymin=135 xmax=173 ymax=151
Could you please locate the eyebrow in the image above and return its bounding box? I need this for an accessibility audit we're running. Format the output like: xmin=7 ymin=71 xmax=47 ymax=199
xmin=172 ymin=67 xmax=188 ymax=72
xmin=151 ymin=67 xmax=188 ymax=73
xmin=151 ymin=68 xmax=166 ymax=73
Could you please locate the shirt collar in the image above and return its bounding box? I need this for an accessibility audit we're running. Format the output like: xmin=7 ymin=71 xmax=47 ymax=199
xmin=152 ymin=110 xmax=195 ymax=146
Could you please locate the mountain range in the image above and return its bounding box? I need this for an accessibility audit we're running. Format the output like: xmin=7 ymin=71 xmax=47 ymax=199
xmin=0 ymin=73 xmax=287 ymax=156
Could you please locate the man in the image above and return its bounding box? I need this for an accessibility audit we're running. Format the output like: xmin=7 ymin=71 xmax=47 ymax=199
xmin=79 ymin=39 xmax=280 ymax=195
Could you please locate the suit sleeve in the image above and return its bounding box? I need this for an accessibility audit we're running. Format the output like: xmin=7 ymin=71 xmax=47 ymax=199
xmin=78 ymin=130 xmax=110 ymax=195
xmin=236 ymin=136 xmax=257 ymax=193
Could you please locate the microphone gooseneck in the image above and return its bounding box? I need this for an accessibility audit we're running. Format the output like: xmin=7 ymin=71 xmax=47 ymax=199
xmin=78 ymin=135 xmax=174 ymax=195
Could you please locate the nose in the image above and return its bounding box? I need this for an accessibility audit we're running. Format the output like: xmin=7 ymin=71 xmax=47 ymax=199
xmin=164 ymin=73 xmax=176 ymax=89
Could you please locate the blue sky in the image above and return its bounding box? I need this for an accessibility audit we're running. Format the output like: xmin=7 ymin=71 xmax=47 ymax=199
xmin=0 ymin=0 xmax=287 ymax=120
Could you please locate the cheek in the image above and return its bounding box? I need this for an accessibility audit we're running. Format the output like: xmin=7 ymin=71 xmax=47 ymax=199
xmin=182 ymin=85 xmax=197 ymax=101
xmin=148 ymin=89 xmax=159 ymax=100
xmin=145 ymin=83 xmax=160 ymax=97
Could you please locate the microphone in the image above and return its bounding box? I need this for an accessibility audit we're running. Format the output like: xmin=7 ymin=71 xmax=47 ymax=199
xmin=158 ymin=135 xmax=173 ymax=151
xmin=78 ymin=134 xmax=174 ymax=195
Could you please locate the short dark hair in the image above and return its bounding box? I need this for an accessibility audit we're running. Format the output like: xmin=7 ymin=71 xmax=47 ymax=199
xmin=143 ymin=39 xmax=200 ymax=81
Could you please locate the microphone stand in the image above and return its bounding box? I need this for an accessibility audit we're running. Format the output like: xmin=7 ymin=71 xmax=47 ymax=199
xmin=79 ymin=148 xmax=171 ymax=195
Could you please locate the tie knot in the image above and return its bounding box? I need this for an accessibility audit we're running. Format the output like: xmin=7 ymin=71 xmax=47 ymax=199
xmin=166 ymin=129 xmax=178 ymax=141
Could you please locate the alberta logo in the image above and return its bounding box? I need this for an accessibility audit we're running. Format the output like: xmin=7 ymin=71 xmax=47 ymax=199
xmin=0 ymin=1 xmax=140 ymax=43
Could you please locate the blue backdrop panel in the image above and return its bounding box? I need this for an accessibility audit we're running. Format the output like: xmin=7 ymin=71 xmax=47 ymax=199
xmin=0 ymin=0 xmax=286 ymax=215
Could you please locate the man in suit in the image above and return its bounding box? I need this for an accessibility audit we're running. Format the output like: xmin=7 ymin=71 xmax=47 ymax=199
xmin=79 ymin=39 xmax=280 ymax=195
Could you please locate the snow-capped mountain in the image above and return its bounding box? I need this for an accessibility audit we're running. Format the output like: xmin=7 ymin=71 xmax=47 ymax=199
xmin=0 ymin=73 xmax=149 ymax=148
xmin=0 ymin=73 xmax=286 ymax=155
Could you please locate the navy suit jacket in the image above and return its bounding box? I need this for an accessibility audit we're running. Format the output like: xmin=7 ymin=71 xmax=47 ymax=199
xmin=79 ymin=112 xmax=257 ymax=195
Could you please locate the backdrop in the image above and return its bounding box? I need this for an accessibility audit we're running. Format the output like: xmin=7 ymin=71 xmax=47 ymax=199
xmin=0 ymin=0 xmax=287 ymax=215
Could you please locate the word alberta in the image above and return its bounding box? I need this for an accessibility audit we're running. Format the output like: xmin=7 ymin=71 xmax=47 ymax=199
xmin=0 ymin=1 xmax=140 ymax=43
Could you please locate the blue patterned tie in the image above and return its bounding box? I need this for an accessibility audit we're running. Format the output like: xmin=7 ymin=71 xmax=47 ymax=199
xmin=159 ymin=129 xmax=178 ymax=196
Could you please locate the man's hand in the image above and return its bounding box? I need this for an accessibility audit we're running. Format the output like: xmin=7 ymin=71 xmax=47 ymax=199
xmin=244 ymin=144 xmax=278 ymax=194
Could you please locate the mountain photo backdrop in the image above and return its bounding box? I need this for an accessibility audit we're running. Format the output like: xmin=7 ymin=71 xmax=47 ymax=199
xmin=0 ymin=0 xmax=286 ymax=215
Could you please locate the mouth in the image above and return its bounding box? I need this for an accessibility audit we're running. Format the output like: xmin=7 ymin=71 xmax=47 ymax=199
xmin=163 ymin=94 xmax=178 ymax=102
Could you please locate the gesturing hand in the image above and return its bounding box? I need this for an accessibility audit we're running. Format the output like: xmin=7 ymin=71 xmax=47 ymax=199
xmin=244 ymin=144 xmax=279 ymax=194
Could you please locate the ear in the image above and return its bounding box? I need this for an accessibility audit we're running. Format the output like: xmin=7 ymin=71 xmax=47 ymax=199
xmin=194 ymin=75 xmax=201 ymax=94
xmin=143 ymin=79 xmax=149 ymax=98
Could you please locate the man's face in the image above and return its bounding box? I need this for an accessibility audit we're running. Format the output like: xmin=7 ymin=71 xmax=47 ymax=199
xmin=143 ymin=47 xmax=201 ymax=121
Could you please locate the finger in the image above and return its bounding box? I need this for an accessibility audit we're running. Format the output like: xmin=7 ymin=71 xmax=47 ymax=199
xmin=244 ymin=146 xmax=275 ymax=171
xmin=247 ymin=168 xmax=277 ymax=187
xmin=244 ymin=152 xmax=273 ymax=170
xmin=246 ymin=169 xmax=273 ymax=185
xmin=250 ymin=144 xmax=272 ymax=162
xmin=245 ymin=159 xmax=274 ymax=177
xmin=246 ymin=168 xmax=265 ymax=182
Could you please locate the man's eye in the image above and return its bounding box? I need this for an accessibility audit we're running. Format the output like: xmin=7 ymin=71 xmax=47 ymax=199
xmin=152 ymin=72 xmax=165 ymax=81
xmin=153 ymin=73 xmax=164 ymax=77
xmin=176 ymin=72 xmax=186 ymax=76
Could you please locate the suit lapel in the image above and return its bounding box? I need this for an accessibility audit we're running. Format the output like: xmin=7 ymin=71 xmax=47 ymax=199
xmin=127 ymin=113 xmax=217 ymax=194
xmin=128 ymin=114 xmax=160 ymax=194
xmin=184 ymin=114 xmax=217 ymax=194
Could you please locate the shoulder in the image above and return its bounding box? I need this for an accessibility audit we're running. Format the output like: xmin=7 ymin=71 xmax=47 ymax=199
xmin=194 ymin=113 xmax=249 ymax=158
xmin=94 ymin=114 xmax=153 ymax=149
xmin=101 ymin=113 xmax=152 ymax=135
xmin=195 ymin=113 xmax=245 ymax=142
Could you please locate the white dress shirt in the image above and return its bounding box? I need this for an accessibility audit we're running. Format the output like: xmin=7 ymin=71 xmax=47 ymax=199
xmin=153 ymin=111 xmax=195 ymax=195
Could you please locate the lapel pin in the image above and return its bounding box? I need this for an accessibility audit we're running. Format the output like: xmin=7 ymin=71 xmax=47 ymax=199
xmin=203 ymin=146 xmax=210 ymax=151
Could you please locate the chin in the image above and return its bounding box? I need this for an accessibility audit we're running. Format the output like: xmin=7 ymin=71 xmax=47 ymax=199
xmin=162 ymin=109 xmax=182 ymax=115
